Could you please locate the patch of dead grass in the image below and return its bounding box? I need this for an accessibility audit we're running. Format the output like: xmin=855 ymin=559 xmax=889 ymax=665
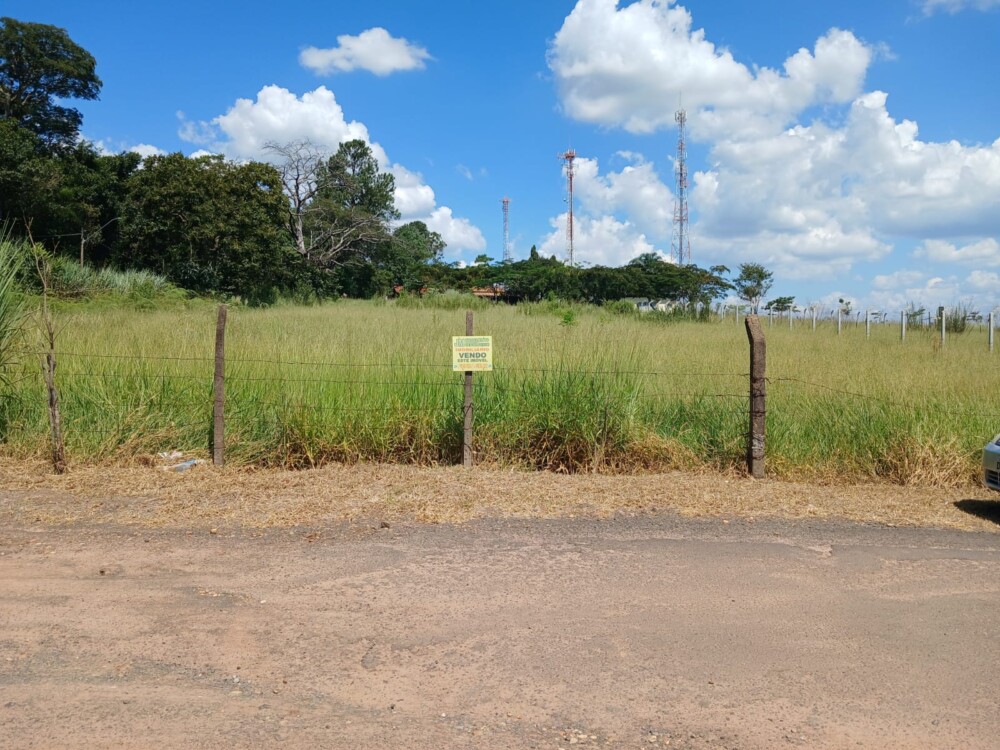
xmin=0 ymin=457 xmax=995 ymax=533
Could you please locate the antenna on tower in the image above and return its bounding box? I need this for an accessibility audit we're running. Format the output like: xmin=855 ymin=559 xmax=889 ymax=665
xmin=501 ymin=196 xmax=512 ymax=263
xmin=671 ymin=108 xmax=691 ymax=265
xmin=558 ymin=149 xmax=577 ymax=266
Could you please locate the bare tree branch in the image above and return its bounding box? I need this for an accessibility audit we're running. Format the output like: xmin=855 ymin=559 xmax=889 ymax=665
xmin=264 ymin=140 xmax=327 ymax=257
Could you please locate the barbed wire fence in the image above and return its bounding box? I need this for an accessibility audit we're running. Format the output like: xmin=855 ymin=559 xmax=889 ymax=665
xmin=716 ymin=303 xmax=998 ymax=352
xmin=28 ymin=307 xmax=999 ymax=476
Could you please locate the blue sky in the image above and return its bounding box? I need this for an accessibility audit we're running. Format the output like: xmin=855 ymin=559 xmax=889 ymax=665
xmin=7 ymin=0 xmax=1000 ymax=313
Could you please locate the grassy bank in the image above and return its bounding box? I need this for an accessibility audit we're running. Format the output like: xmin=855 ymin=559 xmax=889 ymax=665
xmin=1 ymin=299 xmax=997 ymax=485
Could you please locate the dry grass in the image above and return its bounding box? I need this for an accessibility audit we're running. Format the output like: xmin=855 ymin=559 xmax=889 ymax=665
xmin=0 ymin=458 xmax=995 ymax=533
xmin=4 ymin=300 xmax=998 ymax=483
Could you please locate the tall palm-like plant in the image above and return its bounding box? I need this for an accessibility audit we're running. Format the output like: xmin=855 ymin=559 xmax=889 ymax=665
xmin=0 ymin=233 xmax=28 ymax=388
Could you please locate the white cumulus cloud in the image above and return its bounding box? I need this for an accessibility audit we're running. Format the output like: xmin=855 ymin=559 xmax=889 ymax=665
xmin=537 ymin=154 xmax=674 ymax=266
xmin=539 ymin=213 xmax=659 ymax=267
xmin=914 ymin=238 xmax=1000 ymax=265
xmin=425 ymin=207 xmax=486 ymax=255
xmin=299 ymin=28 xmax=431 ymax=76
xmin=872 ymin=269 xmax=926 ymax=290
xmin=573 ymin=156 xmax=675 ymax=239
xmin=549 ymin=0 xmax=871 ymax=139
xmin=548 ymin=1 xmax=1000 ymax=287
xmin=177 ymin=85 xmax=484 ymax=253
xmin=966 ymin=270 xmax=1000 ymax=292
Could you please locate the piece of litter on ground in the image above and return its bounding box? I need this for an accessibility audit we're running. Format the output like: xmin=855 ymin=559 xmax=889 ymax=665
xmin=157 ymin=451 xmax=183 ymax=460
xmin=162 ymin=459 xmax=203 ymax=472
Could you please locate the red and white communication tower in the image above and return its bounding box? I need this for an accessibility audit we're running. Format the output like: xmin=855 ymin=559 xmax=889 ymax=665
xmin=501 ymin=196 xmax=512 ymax=263
xmin=672 ymin=109 xmax=691 ymax=265
xmin=558 ymin=149 xmax=577 ymax=265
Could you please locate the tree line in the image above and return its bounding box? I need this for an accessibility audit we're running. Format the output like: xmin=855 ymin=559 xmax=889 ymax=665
xmin=0 ymin=16 xmax=738 ymax=308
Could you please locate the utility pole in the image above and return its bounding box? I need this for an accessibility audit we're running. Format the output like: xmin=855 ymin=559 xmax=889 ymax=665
xmin=671 ymin=108 xmax=691 ymax=265
xmin=501 ymin=196 xmax=512 ymax=263
xmin=558 ymin=150 xmax=577 ymax=266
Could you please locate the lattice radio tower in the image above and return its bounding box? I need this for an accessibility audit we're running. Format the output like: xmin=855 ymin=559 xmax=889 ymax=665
xmin=501 ymin=196 xmax=512 ymax=263
xmin=559 ymin=149 xmax=577 ymax=265
xmin=672 ymin=109 xmax=691 ymax=265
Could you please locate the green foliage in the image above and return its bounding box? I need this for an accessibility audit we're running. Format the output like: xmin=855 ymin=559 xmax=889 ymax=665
xmin=305 ymin=139 xmax=398 ymax=273
xmin=118 ymin=153 xmax=293 ymax=305
xmin=604 ymin=299 xmax=639 ymax=316
xmin=1 ymin=300 xmax=995 ymax=486
xmin=733 ymin=262 xmax=773 ymax=313
xmin=0 ymin=232 xmax=27 ymax=388
xmin=0 ymin=122 xmax=139 ymax=260
xmin=393 ymin=290 xmax=491 ymax=311
xmin=372 ymin=220 xmax=445 ymax=295
xmin=765 ymin=295 xmax=795 ymax=313
xmin=47 ymin=256 xmax=179 ymax=303
xmin=0 ymin=17 xmax=101 ymax=148
xmin=458 ymin=252 xmax=729 ymax=311
xmin=941 ymin=304 xmax=974 ymax=334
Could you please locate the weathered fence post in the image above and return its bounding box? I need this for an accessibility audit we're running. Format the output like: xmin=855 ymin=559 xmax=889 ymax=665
xmin=865 ymin=310 xmax=871 ymax=340
xmin=463 ymin=310 xmax=474 ymax=467
xmin=812 ymin=306 xmax=817 ymax=331
xmin=939 ymin=306 xmax=946 ymax=348
xmin=38 ymin=263 xmax=66 ymax=474
xmin=42 ymin=347 xmax=66 ymax=474
xmin=837 ymin=308 xmax=842 ymax=335
xmin=745 ymin=315 xmax=766 ymax=479
xmin=212 ymin=304 xmax=227 ymax=467
xmin=990 ymin=311 xmax=995 ymax=353
xmin=901 ymin=311 xmax=907 ymax=342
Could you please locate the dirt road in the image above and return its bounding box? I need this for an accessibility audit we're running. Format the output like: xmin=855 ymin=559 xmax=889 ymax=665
xmin=1 ymin=514 xmax=998 ymax=749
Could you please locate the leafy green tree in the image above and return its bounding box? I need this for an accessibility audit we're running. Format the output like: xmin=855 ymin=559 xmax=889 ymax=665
xmin=578 ymin=265 xmax=635 ymax=304
xmin=0 ymin=118 xmax=58 ymax=228
xmin=0 ymin=120 xmax=139 ymax=261
xmin=0 ymin=17 xmax=101 ymax=149
xmin=498 ymin=254 xmax=578 ymax=301
xmin=764 ymin=295 xmax=795 ymax=313
xmin=370 ymin=220 xmax=445 ymax=294
xmin=306 ymin=139 xmax=398 ymax=268
xmin=673 ymin=264 xmax=732 ymax=311
xmin=45 ymin=141 xmax=139 ymax=265
xmin=904 ymin=302 xmax=925 ymax=327
xmin=118 ymin=153 xmax=292 ymax=304
xmin=733 ymin=262 xmax=774 ymax=314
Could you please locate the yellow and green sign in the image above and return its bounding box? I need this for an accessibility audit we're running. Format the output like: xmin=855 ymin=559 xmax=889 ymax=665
xmin=452 ymin=336 xmax=493 ymax=372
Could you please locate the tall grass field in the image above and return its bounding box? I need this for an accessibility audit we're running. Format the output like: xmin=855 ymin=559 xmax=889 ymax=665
xmin=1 ymin=297 xmax=998 ymax=486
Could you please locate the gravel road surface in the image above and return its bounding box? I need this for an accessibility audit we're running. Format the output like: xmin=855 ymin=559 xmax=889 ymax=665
xmin=1 ymin=514 xmax=998 ymax=749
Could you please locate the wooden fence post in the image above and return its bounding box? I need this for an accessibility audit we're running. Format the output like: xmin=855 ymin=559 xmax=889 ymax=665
xmin=901 ymin=311 xmax=906 ymax=342
xmin=837 ymin=308 xmax=842 ymax=335
xmin=939 ymin=306 xmax=946 ymax=348
xmin=213 ymin=304 xmax=227 ymax=467
xmin=42 ymin=348 xmax=66 ymax=474
xmin=865 ymin=310 xmax=871 ymax=340
xmin=463 ymin=310 xmax=474 ymax=467
xmin=990 ymin=311 xmax=995 ymax=353
xmin=745 ymin=315 xmax=766 ymax=479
